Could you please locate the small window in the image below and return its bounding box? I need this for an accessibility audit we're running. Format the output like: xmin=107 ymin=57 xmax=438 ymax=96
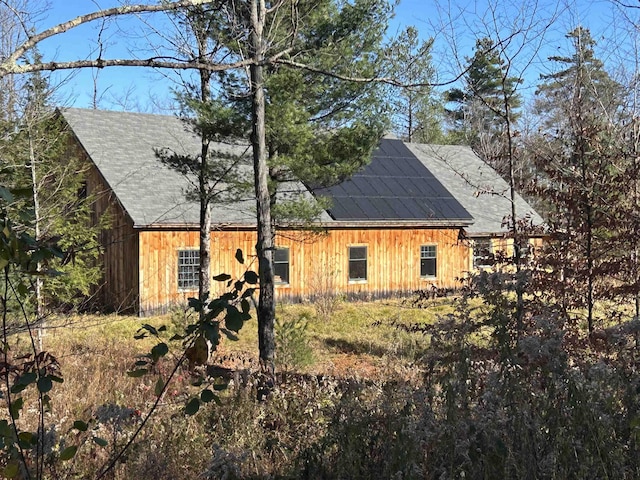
xmin=420 ymin=245 xmax=437 ymax=278
xmin=274 ymin=247 xmax=290 ymax=285
xmin=348 ymin=246 xmax=367 ymax=282
xmin=473 ymin=239 xmax=494 ymax=268
xmin=178 ymin=250 xmax=199 ymax=290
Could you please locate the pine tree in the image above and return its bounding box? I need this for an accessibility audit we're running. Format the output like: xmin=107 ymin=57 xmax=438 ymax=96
xmin=446 ymin=37 xmax=522 ymax=176
xmin=385 ymin=26 xmax=444 ymax=143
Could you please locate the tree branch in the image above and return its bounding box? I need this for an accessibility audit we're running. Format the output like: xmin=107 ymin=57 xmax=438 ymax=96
xmin=0 ymin=0 xmax=219 ymax=76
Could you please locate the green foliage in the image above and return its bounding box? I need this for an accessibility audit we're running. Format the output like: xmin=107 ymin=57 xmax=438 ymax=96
xmin=445 ymin=37 xmax=522 ymax=175
xmin=209 ymin=0 xmax=392 ymax=223
xmin=275 ymin=314 xmax=314 ymax=372
xmin=131 ymin=251 xmax=256 ymax=415
xmin=384 ymin=26 xmax=445 ymax=143
xmin=1 ymin=70 xmax=105 ymax=312
xmin=0 ymin=187 xmax=99 ymax=479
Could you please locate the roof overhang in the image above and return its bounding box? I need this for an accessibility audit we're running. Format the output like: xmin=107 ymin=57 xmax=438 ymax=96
xmin=135 ymin=219 xmax=473 ymax=231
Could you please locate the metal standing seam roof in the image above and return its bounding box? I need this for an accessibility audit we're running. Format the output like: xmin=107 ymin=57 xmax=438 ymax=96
xmin=313 ymin=138 xmax=474 ymax=224
xmin=405 ymin=143 xmax=545 ymax=235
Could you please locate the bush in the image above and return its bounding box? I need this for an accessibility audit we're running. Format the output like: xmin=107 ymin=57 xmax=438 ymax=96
xmin=275 ymin=314 xmax=314 ymax=372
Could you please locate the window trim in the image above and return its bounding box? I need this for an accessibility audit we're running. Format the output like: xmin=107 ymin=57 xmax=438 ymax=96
xmin=348 ymin=245 xmax=368 ymax=283
xmin=177 ymin=249 xmax=200 ymax=291
xmin=274 ymin=247 xmax=290 ymax=286
xmin=420 ymin=244 xmax=437 ymax=279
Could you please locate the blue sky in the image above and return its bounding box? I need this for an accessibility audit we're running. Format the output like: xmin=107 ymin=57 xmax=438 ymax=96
xmin=31 ymin=0 xmax=637 ymax=112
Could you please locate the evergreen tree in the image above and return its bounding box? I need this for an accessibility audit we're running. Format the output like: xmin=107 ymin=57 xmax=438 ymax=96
xmin=385 ymin=26 xmax=444 ymax=143
xmin=158 ymin=0 xmax=392 ymax=376
xmin=0 ymin=57 xmax=105 ymax=315
xmin=446 ymin=37 xmax=522 ymax=176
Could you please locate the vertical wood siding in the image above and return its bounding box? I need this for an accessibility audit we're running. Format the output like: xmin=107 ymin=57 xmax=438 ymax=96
xmin=138 ymin=227 xmax=469 ymax=314
xmin=84 ymin=159 xmax=140 ymax=312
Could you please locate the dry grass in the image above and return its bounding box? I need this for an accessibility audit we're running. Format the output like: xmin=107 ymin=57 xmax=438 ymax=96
xmin=6 ymin=294 xmax=638 ymax=479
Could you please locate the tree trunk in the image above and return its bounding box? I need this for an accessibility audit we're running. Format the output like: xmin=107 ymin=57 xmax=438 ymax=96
xmin=250 ymin=0 xmax=276 ymax=378
xmin=195 ymin=23 xmax=212 ymax=320
xmin=29 ymin=135 xmax=44 ymax=352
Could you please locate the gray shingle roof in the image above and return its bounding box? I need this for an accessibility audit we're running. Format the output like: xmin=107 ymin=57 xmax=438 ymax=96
xmin=63 ymin=108 xmax=257 ymax=226
xmin=405 ymin=143 xmax=544 ymax=235
xmin=314 ymin=139 xmax=473 ymax=223
xmin=62 ymin=108 xmax=329 ymax=227
xmin=61 ymin=108 xmax=541 ymax=233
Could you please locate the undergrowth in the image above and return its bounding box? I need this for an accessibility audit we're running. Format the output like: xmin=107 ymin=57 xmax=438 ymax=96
xmin=4 ymin=290 xmax=640 ymax=479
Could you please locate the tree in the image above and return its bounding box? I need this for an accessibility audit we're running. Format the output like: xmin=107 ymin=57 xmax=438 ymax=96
xmin=166 ymin=0 xmax=392 ymax=375
xmin=531 ymin=27 xmax=626 ymax=333
xmin=446 ymin=37 xmax=522 ymax=177
xmin=0 ymin=0 xmax=400 ymax=386
xmin=385 ymin=26 xmax=444 ymax=143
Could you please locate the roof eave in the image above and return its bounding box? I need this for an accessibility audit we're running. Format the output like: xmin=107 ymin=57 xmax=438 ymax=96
xmin=135 ymin=219 xmax=474 ymax=230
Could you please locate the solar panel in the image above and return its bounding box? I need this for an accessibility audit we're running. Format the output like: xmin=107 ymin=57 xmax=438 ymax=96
xmin=314 ymin=138 xmax=472 ymax=222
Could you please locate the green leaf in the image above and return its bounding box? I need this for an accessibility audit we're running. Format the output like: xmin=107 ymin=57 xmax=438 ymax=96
xmin=154 ymin=377 xmax=164 ymax=397
xmin=151 ymin=342 xmax=169 ymax=361
xmin=37 ymin=376 xmax=53 ymax=394
xmin=18 ymin=431 xmax=34 ymax=446
xmin=50 ymin=375 xmax=64 ymax=384
xmin=185 ymin=397 xmax=200 ymax=416
xmin=241 ymin=299 xmax=250 ymax=314
xmin=221 ymin=328 xmax=239 ymax=341
xmin=10 ymin=397 xmax=23 ymax=420
xmin=0 ymin=186 xmax=14 ymax=203
xmin=225 ymin=306 xmax=244 ymax=332
xmin=213 ymin=273 xmax=231 ymax=282
xmin=93 ymin=436 xmax=108 ymax=447
xmin=0 ymin=257 xmax=8 ymax=270
xmin=201 ymin=389 xmax=216 ymax=403
xmin=188 ymin=297 xmax=204 ymax=312
xmin=15 ymin=372 xmax=37 ymax=387
xmin=244 ymin=271 xmax=259 ymax=284
xmin=73 ymin=420 xmax=88 ymax=432
xmin=59 ymin=445 xmax=78 ymax=461
xmin=10 ymin=384 xmax=27 ymax=394
xmin=242 ymin=288 xmax=256 ymax=299
xmin=0 ymin=420 xmax=12 ymax=437
xmin=213 ymin=383 xmax=228 ymax=391
xmin=140 ymin=323 xmax=159 ymax=335
xmin=127 ymin=369 xmax=148 ymax=378
xmin=235 ymin=248 xmax=244 ymax=264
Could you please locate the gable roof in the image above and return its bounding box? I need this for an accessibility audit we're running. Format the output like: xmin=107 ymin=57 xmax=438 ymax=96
xmin=406 ymin=143 xmax=544 ymax=235
xmin=314 ymin=139 xmax=472 ymax=223
xmin=62 ymin=108 xmax=256 ymax=227
xmin=61 ymin=108 xmax=541 ymax=233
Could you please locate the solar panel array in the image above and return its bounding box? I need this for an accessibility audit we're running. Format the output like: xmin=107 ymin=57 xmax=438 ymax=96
xmin=315 ymin=138 xmax=473 ymax=222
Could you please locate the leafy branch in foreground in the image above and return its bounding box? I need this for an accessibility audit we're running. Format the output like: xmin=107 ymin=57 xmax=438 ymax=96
xmin=0 ymin=185 xmax=103 ymax=479
xmin=97 ymin=249 xmax=257 ymax=477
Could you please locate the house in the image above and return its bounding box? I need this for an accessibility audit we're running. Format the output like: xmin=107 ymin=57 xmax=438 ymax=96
xmin=405 ymin=144 xmax=545 ymax=268
xmin=60 ymin=108 xmax=543 ymax=315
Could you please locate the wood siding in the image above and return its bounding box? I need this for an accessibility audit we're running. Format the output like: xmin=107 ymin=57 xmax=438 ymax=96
xmin=138 ymin=227 xmax=469 ymax=315
xmin=84 ymin=158 xmax=140 ymax=312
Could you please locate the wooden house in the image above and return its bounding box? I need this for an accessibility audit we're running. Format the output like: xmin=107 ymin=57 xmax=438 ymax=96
xmin=60 ymin=108 xmax=543 ymax=315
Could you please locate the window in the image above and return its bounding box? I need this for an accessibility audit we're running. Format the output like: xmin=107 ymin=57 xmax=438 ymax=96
xmin=178 ymin=250 xmax=199 ymax=290
xmin=473 ymin=238 xmax=494 ymax=268
xmin=348 ymin=246 xmax=367 ymax=282
xmin=274 ymin=247 xmax=290 ymax=285
xmin=420 ymin=245 xmax=437 ymax=278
